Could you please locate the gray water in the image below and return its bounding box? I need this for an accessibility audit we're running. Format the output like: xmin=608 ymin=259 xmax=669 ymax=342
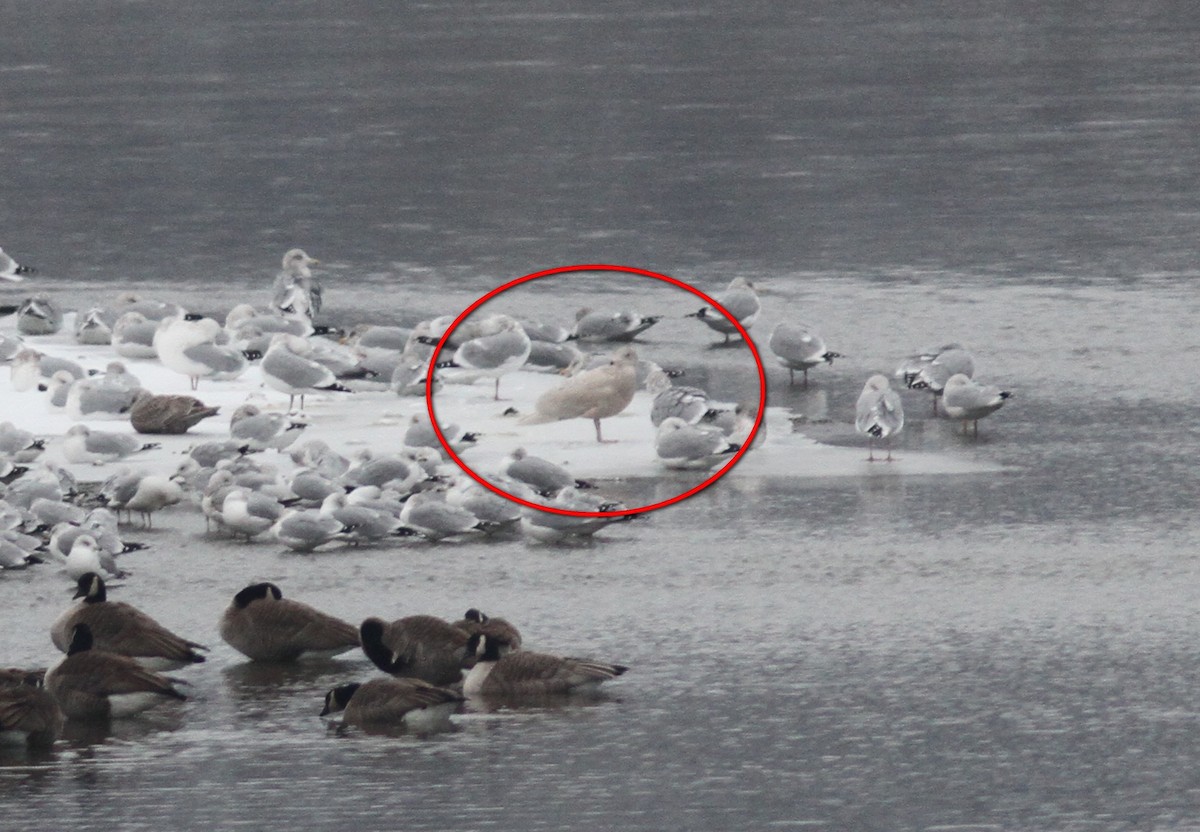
xmin=4 ymin=3 xmax=1200 ymax=830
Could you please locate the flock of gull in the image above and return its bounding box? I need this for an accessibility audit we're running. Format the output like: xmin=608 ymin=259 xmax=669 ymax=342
xmin=0 ymin=245 xmax=1013 ymax=746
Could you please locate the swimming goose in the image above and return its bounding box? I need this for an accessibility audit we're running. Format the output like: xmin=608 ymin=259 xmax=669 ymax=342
xmin=219 ymin=582 xmax=360 ymax=662
xmin=463 ymin=634 xmax=627 ymax=698
xmin=51 ymin=572 xmax=208 ymax=671
xmin=359 ymin=615 xmax=475 ymax=686
xmin=0 ymin=677 xmax=63 ymax=748
xmin=44 ymin=623 xmax=188 ymax=719
xmin=320 ymin=677 xmax=464 ymax=731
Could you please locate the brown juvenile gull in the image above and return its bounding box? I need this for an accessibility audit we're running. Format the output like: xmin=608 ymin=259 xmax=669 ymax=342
xmin=518 ymin=346 xmax=639 ymax=443
xmin=130 ymin=391 xmax=221 ymax=435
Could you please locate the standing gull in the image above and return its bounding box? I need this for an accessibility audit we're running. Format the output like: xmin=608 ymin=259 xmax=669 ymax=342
xmin=518 ymin=346 xmax=640 ymax=443
xmin=685 ymin=277 xmax=760 ymax=344
xmin=261 ymin=334 xmax=352 ymax=411
xmin=768 ymin=322 xmax=842 ymax=387
xmin=437 ymin=314 xmax=531 ymax=401
xmin=154 ymin=316 xmax=248 ymax=390
xmin=855 ymin=374 xmax=904 ymax=462
xmin=941 ymin=374 xmax=1012 ymax=437
xmin=270 ymin=249 xmax=322 ymax=319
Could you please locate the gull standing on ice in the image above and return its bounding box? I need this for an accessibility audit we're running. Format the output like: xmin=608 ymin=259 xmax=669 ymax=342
xmin=261 ymin=334 xmax=352 ymax=411
xmin=855 ymin=374 xmax=904 ymax=462
xmin=686 ymin=277 xmax=760 ymax=344
xmin=908 ymin=346 xmax=975 ymax=415
xmin=941 ymin=374 xmax=1012 ymax=437
xmin=270 ymin=249 xmax=322 ymax=319
xmin=154 ymin=316 xmax=248 ymax=390
xmin=519 ymin=346 xmax=640 ymax=443
xmin=438 ymin=314 xmax=531 ymax=401
xmin=768 ymin=322 xmax=842 ymax=387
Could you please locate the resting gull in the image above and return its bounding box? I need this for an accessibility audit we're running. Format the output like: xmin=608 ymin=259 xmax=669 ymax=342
xmin=154 ymin=317 xmax=248 ymax=390
xmin=654 ymin=417 xmax=741 ymax=470
xmin=499 ymin=447 xmax=592 ymax=496
xmin=16 ymin=296 xmax=62 ymax=336
xmin=61 ymin=425 xmax=160 ymax=465
xmin=0 ymin=246 xmax=35 ymax=282
xmin=572 ymin=308 xmax=660 ymax=342
xmin=128 ymin=392 xmax=219 ymax=435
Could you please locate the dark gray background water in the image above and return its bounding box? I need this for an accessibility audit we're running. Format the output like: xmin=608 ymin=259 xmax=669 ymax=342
xmin=3 ymin=3 xmax=1200 ymax=831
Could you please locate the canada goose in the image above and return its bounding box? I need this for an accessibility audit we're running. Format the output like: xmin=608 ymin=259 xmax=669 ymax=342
xmin=359 ymin=615 xmax=474 ymax=686
xmin=219 ymin=582 xmax=359 ymax=662
xmin=320 ymin=677 xmax=464 ymax=731
xmin=454 ymin=608 xmax=523 ymax=650
xmin=44 ymin=623 xmax=187 ymax=719
xmin=51 ymin=572 xmax=208 ymax=671
xmin=463 ymin=634 xmax=628 ymax=699
xmin=0 ymin=676 xmax=63 ymax=748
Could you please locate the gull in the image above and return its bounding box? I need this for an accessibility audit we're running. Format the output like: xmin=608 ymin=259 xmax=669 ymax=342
xmin=399 ymin=491 xmax=493 ymax=541
xmin=0 ymin=421 xmax=45 ymax=462
xmin=318 ymin=492 xmax=403 ymax=545
xmin=64 ymin=377 xmax=141 ymax=421
xmin=342 ymin=450 xmax=424 ymax=493
xmin=123 ymin=474 xmax=183 ymax=529
xmin=270 ymin=249 xmax=322 ymax=319
xmin=113 ymin=292 xmax=191 ymax=322
xmin=0 ymin=332 xmax=23 ymax=361
xmin=270 ymin=508 xmax=349 ymax=552
xmin=16 ymin=296 xmax=63 ymax=336
xmin=518 ymin=346 xmax=639 ymax=443
xmin=855 ymin=375 xmax=904 ymax=462
xmin=64 ymin=534 xmax=127 ymax=580
xmin=75 ymin=307 xmax=118 ymax=345
xmin=129 ymin=391 xmax=220 ymax=435
xmin=444 ymin=475 xmax=522 ymax=531
xmin=261 ymin=334 xmax=352 ymax=411
xmin=436 ymin=314 xmax=531 ymax=400
xmin=905 ymin=346 xmax=976 ymax=415
xmin=650 ymin=383 xmax=716 ymax=427
xmin=112 ymin=311 xmax=162 ymax=358
xmin=941 ymin=374 xmax=1012 ymax=437
xmin=229 ymin=403 xmax=307 ymax=451
xmin=768 ymin=322 xmax=842 ymax=387
xmin=346 ymin=324 xmax=413 ymax=352
xmin=10 ymin=349 xmax=86 ymax=392
xmin=0 ymin=246 xmax=35 ymax=281
xmin=154 ymin=316 xmax=248 ymax=390
xmin=654 ymin=417 xmax=741 ymax=470
xmin=519 ymin=487 xmax=639 ymax=543
xmin=221 ymin=488 xmax=288 ymax=541
xmin=572 ymin=308 xmax=660 ymax=342
xmin=685 ymin=277 xmax=760 ymax=344
xmin=403 ymin=413 xmax=478 ymax=458
xmin=499 ymin=447 xmax=592 ymax=496
xmin=524 ymin=340 xmax=585 ymax=374
xmin=61 ymin=425 xmax=160 ymax=465
xmin=390 ymin=350 xmax=434 ymax=396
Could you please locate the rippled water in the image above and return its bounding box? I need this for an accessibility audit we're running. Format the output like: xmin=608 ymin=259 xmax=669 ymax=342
xmin=3 ymin=2 xmax=1200 ymax=831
